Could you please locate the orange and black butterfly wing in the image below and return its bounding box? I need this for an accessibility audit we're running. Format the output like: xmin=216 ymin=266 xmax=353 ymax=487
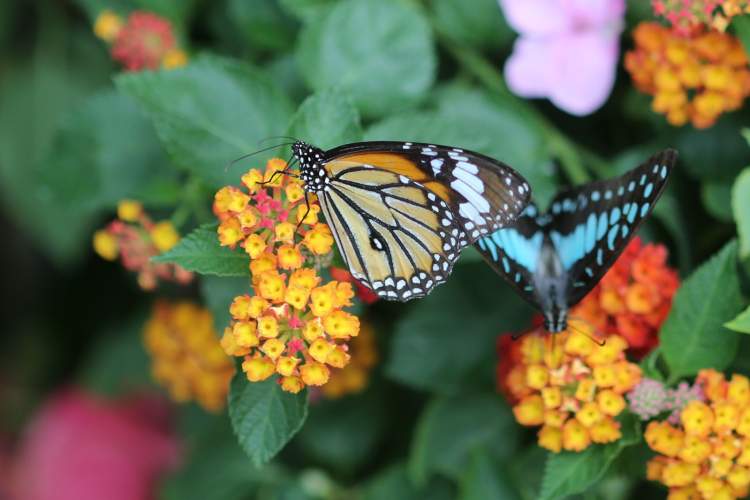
xmin=315 ymin=142 xmax=531 ymax=300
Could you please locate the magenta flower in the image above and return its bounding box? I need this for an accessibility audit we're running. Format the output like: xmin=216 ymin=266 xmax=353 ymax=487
xmin=11 ymin=388 xmax=179 ymax=500
xmin=499 ymin=0 xmax=626 ymax=116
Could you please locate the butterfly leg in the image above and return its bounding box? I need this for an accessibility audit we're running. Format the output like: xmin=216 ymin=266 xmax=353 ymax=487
xmin=295 ymin=192 xmax=312 ymax=241
xmin=567 ymin=316 xmax=606 ymax=347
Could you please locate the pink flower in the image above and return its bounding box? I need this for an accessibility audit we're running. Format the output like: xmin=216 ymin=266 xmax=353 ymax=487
xmin=499 ymin=0 xmax=626 ymax=115
xmin=111 ymin=11 xmax=176 ymax=71
xmin=11 ymin=388 xmax=179 ymax=500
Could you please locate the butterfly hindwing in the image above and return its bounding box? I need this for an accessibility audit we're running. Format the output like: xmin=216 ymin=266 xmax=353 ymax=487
xmin=475 ymin=203 xmax=544 ymax=308
xmin=317 ymin=167 xmax=464 ymax=300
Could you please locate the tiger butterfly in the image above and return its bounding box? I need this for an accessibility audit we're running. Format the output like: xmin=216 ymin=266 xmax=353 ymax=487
xmin=285 ymin=140 xmax=532 ymax=301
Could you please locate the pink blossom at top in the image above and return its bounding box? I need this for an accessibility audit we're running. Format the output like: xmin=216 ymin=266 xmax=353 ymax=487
xmin=499 ymin=0 xmax=626 ymax=116
xmin=10 ymin=389 xmax=179 ymax=500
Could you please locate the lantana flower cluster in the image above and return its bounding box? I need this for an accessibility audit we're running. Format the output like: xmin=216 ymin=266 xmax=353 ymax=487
xmin=652 ymin=0 xmax=750 ymax=33
xmin=93 ymin=10 xmax=188 ymax=71
xmin=500 ymin=327 xmax=642 ymax=453
xmin=571 ymin=237 xmax=679 ymax=356
xmin=645 ymin=370 xmax=750 ymax=499
xmin=625 ymin=22 xmax=750 ymax=128
xmin=628 ymin=377 xmax=705 ymax=423
xmin=93 ymin=200 xmax=192 ymax=290
xmin=144 ymin=301 xmax=235 ymax=412
xmin=318 ymin=321 xmax=378 ymax=399
xmin=215 ymin=159 xmax=361 ymax=394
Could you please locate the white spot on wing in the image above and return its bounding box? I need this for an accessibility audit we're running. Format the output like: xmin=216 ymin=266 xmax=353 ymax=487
xmin=452 ymin=179 xmax=490 ymax=212
xmin=452 ymin=166 xmax=484 ymax=193
xmin=459 ymin=202 xmax=486 ymax=226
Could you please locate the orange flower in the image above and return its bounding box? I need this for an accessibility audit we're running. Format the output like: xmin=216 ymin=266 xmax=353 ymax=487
xmin=569 ymin=237 xmax=678 ymax=357
xmin=500 ymin=326 xmax=640 ymax=453
xmin=93 ymin=201 xmax=193 ymax=290
xmin=625 ymin=22 xmax=750 ymax=129
xmin=144 ymin=301 xmax=234 ymax=412
xmin=652 ymin=0 xmax=750 ymax=34
xmin=646 ymin=370 xmax=750 ymax=499
xmin=107 ymin=11 xmax=188 ymax=72
xmin=215 ymin=159 xmax=364 ymax=393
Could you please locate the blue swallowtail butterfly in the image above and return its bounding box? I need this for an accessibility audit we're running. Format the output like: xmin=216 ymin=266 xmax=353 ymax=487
xmin=475 ymin=149 xmax=677 ymax=332
xmin=285 ymin=140 xmax=532 ymax=301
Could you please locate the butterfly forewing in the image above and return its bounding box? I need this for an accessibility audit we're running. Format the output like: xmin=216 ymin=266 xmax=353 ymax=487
xmin=323 ymin=142 xmax=531 ymax=239
xmin=315 ymin=141 xmax=532 ymax=301
xmin=558 ymin=149 xmax=677 ymax=305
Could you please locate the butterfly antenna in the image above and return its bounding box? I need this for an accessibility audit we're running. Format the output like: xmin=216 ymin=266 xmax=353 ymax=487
xmin=567 ymin=317 xmax=606 ymax=347
xmin=224 ymin=142 xmax=296 ymax=173
xmin=258 ymin=135 xmax=301 ymax=145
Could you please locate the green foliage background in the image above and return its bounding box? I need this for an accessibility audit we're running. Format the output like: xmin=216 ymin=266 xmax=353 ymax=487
xmin=2 ymin=0 xmax=750 ymax=499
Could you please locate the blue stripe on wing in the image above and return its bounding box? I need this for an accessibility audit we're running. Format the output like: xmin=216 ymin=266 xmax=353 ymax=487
xmin=476 ymin=203 xmax=543 ymax=307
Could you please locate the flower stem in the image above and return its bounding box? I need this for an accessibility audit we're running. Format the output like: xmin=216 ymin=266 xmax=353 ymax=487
xmin=438 ymin=34 xmax=604 ymax=184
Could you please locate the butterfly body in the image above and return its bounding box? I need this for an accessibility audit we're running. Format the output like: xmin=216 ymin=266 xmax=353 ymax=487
xmin=475 ymin=149 xmax=678 ymax=332
xmin=289 ymin=140 xmax=532 ymax=301
xmin=533 ymin=236 xmax=569 ymax=333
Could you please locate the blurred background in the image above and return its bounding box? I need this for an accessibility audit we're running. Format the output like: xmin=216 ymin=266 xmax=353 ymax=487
xmin=2 ymin=0 xmax=750 ymax=499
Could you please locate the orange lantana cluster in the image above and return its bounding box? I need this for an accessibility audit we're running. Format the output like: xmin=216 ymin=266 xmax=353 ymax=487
xmin=500 ymin=327 xmax=642 ymax=453
xmin=646 ymin=370 xmax=750 ymax=499
xmin=625 ymin=22 xmax=750 ymax=128
xmin=144 ymin=301 xmax=235 ymax=412
xmin=571 ymin=237 xmax=679 ymax=356
xmin=652 ymin=0 xmax=750 ymax=33
xmin=93 ymin=200 xmax=193 ymax=290
xmin=319 ymin=321 xmax=378 ymax=399
xmin=215 ymin=159 xmax=360 ymax=394
xmin=93 ymin=10 xmax=188 ymax=71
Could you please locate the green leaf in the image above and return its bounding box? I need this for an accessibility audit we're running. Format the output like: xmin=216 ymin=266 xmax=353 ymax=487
xmin=410 ymin=393 xmax=519 ymax=484
xmin=702 ymin=180 xmax=734 ymax=222
xmin=116 ymin=55 xmax=293 ymax=188
xmin=297 ymin=0 xmax=436 ymax=118
xmin=538 ymin=414 xmax=640 ymax=500
xmin=75 ymin=0 xmax=199 ymax=27
xmin=161 ymin=441 xmax=261 ymax=500
xmin=459 ymin=449 xmax=519 ymax=500
xmin=228 ymin=375 xmax=308 ymax=466
xmin=78 ymin=312 xmax=153 ymax=396
xmin=733 ymin=14 xmax=750 ymax=56
xmin=432 ymin=0 xmax=514 ymax=50
xmin=733 ymin=167 xmax=750 ymax=260
xmin=227 ymin=0 xmax=297 ymax=52
xmin=162 ymin=410 xmax=291 ymax=500
xmin=365 ymin=87 xmax=554 ymax=207
xmin=362 ymin=464 xmax=455 ymax=500
xmin=385 ymin=263 xmax=532 ymax=393
xmin=288 ymin=88 xmax=362 ymax=149
xmin=279 ymin=0 xmax=337 ymax=22
xmin=31 ymin=90 xmax=169 ymax=264
xmin=295 ymin=388 xmax=387 ymax=473
xmin=201 ymin=275 xmax=250 ymax=333
xmin=676 ymin=116 xmax=750 ymax=181
xmin=661 ymin=240 xmax=743 ymax=380
xmin=153 ymin=225 xmax=251 ymax=276
xmin=726 ymin=305 xmax=750 ymax=334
